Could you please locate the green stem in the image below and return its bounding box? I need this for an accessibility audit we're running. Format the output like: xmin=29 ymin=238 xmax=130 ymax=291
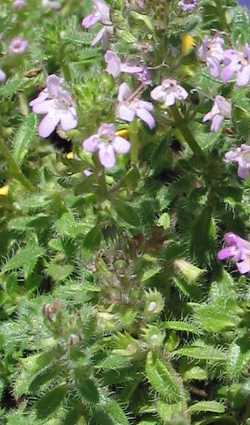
xmin=0 ymin=137 xmax=35 ymax=191
xmin=171 ymin=106 xmax=206 ymax=162
xmin=129 ymin=120 xmax=140 ymax=165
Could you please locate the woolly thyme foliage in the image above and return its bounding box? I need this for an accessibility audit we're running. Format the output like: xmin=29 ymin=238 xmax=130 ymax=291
xmin=0 ymin=0 xmax=250 ymax=425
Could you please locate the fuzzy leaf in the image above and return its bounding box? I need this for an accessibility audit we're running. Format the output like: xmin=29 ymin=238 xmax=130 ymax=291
xmin=104 ymin=400 xmax=130 ymax=425
xmin=188 ymin=401 xmax=225 ymax=414
xmin=145 ymin=351 xmax=182 ymax=403
xmin=12 ymin=114 xmax=37 ymax=165
xmin=114 ymin=200 xmax=140 ymax=227
xmin=174 ymin=344 xmax=226 ymax=361
xmin=74 ymin=370 xmax=99 ymax=403
xmin=3 ymin=240 xmax=44 ymax=277
xmin=35 ymin=384 xmax=67 ymax=419
xmin=164 ymin=321 xmax=201 ymax=334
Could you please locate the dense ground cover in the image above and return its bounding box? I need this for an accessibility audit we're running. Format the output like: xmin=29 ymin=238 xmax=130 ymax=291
xmin=0 ymin=0 xmax=250 ymax=424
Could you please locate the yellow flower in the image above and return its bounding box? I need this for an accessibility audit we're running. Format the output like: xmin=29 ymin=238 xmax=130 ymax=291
xmin=181 ymin=34 xmax=195 ymax=56
xmin=0 ymin=185 xmax=9 ymax=196
xmin=66 ymin=152 xmax=74 ymax=160
xmin=115 ymin=129 xmax=129 ymax=139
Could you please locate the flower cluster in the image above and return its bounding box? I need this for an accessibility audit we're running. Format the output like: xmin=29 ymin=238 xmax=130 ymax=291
xmin=198 ymin=35 xmax=250 ymax=87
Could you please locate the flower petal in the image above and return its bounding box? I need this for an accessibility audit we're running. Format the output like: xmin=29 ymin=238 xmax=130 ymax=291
xmin=38 ymin=113 xmax=60 ymax=138
xmin=118 ymin=83 xmax=132 ymax=102
xmin=32 ymin=99 xmax=56 ymax=114
xmin=117 ymin=104 xmax=135 ymax=122
xmin=136 ymin=108 xmax=155 ymax=129
xmin=113 ymin=136 xmax=131 ymax=154
xmin=237 ymin=258 xmax=250 ymax=274
xmin=60 ymin=110 xmax=78 ymax=131
xmin=82 ymin=13 xmax=100 ymax=28
xmin=237 ymin=65 xmax=250 ymax=86
xmin=217 ymin=246 xmax=237 ymax=261
xmin=83 ymin=135 xmax=99 ymax=152
xmin=211 ymin=114 xmax=224 ymax=132
xmin=98 ymin=144 xmax=116 ymax=168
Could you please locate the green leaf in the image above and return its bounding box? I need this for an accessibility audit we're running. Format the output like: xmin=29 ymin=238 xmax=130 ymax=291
xmin=191 ymin=303 xmax=239 ymax=333
xmin=29 ymin=364 xmax=60 ymax=392
xmin=188 ymin=401 xmax=225 ymax=414
xmin=74 ymin=370 xmax=99 ymax=403
xmin=164 ymin=321 xmax=200 ymax=334
xmin=35 ymin=384 xmax=67 ymax=419
xmin=104 ymin=400 xmax=129 ymax=425
xmin=46 ymin=263 xmax=74 ymax=282
xmin=3 ymin=240 xmax=45 ymax=277
xmin=98 ymin=354 xmax=130 ymax=370
xmin=12 ymin=114 xmax=37 ymax=165
xmin=114 ymin=200 xmax=140 ymax=227
xmin=141 ymin=266 xmax=162 ymax=282
xmin=183 ymin=367 xmax=208 ymax=382
xmin=156 ymin=401 xmax=185 ymax=423
xmin=83 ymin=226 xmax=102 ymax=250
xmin=174 ymin=344 xmax=226 ymax=362
xmin=157 ymin=213 xmax=170 ymax=230
xmin=145 ymin=351 xmax=182 ymax=403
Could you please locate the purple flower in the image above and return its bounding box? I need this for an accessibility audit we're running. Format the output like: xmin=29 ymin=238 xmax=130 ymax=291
xmin=225 ymin=144 xmax=250 ymax=179
xmin=104 ymin=51 xmax=143 ymax=78
xmin=30 ymin=75 xmax=78 ymax=138
xmin=222 ymin=45 xmax=250 ymax=86
xmin=178 ymin=0 xmax=198 ymax=12
xmin=203 ymin=96 xmax=231 ymax=132
xmin=117 ymin=83 xmax=155 ymax=129
xmin=13 ymin=0 xmax=26 ymax=9
xmin=151 ymin=79 xmax=188 ymax=107
xmin=0 ymin=69 xmax=6 ymax=83
xmin=82 ymin=123 xmax=130 ymax=169
xmin=81 ymin=0 xmax=113 ymax=46
xmin=238 ymin=0 xmax=250 ymax=9
xmin=217 ymin=232 xmax=250 ymax=274
xmin=198 ymin=35 xmax=224 ymax=78
xmin=9 ymin=37 xmax=28 ymax=55
xmin=82 ymin=0 xmax=111 ymax=28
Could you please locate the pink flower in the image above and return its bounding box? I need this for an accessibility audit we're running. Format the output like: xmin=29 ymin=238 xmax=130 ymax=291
xmin=82 ymin=0 xmax=111 ymax=28
xmin=81 ymin=0 xmax=113 ymax=46
xmin=9 ymin=37 xmax=28 ymax=55
xmin=217 ymin=232 xmax=250 ymax=274
xmin=198 ymin=35 xmax=224 ymax=78
xmin=13 ymin=0 xmax=26 ymax=9
xmin=104 ymin=51 xmax=143 ymax=78
xmin=179 ymin=0 xmax=198 ymax=12
xmin=225 ymin=144 xmax=250 ymax=179
xmin=151 ymin=79 xmax=188 ymax=107
xmin=0 ymin=69 xmax=6 ymax=83
xmin=222 ymin=45 xmax=250 ymax=86
xmin=83 ymin=123 xmax=130 ymax=169
xmin=117 ymin=83 xmax=155 ymax=129
xmin=203 ymin=96 xmax=231 ymax=133
xmin=30 ymin=75 xmax=78 ymax=138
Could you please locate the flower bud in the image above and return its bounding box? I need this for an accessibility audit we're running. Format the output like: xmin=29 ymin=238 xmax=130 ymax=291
xmin=144 ymin=290 xmax=164 ymax=317
xmin=42 ymin=301 xmax=62 ymax=320
xmin=174 ymin=259 xmax=204 ymax=283
xmin=68 ymin=334 xmax=80 ymax=346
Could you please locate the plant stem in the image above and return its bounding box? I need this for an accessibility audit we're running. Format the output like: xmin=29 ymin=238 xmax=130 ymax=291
xmin=0 ymin=137 xmax=35 ymax=191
